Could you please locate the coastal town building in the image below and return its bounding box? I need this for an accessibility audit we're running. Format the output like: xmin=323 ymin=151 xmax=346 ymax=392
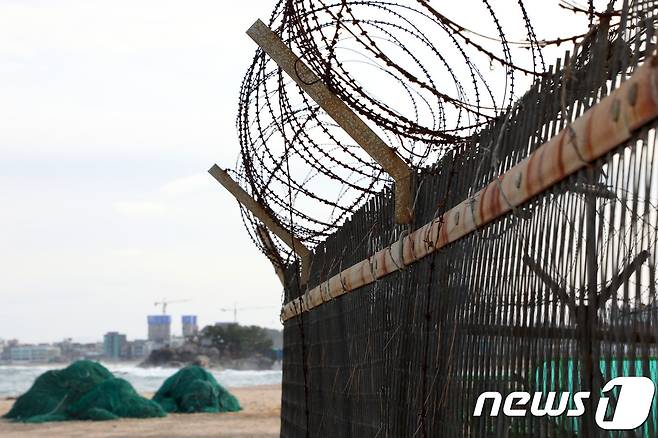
xmin=103 ymin=332 xmax=128 ymax=360
xmin=7 ymin=345 xmax=61 ymax=363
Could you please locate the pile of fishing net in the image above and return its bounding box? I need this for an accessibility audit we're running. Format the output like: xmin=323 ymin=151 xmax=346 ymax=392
xmin=3 ymin=360 xmax=165 ymax=422
xmin=153 ymin=365 xmax=241 ymax=413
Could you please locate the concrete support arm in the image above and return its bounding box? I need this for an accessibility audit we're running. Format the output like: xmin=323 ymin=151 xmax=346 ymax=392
xmin=246 ymin=19 xmax=414 ymax=224
xmin=208 ymin=164 xmax=311 ymax=285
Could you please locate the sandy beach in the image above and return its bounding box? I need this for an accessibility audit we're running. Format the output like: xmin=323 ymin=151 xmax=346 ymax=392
xmin=0 ymin=384 xmax=281 ymax=438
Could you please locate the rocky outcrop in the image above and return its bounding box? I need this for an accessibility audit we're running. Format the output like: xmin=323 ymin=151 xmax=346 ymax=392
xmin=139 ymin=343 xmax=275 ymax=370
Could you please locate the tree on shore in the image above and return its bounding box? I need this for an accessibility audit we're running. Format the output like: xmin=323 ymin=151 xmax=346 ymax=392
xmin=199 ymin=324 xmax=273 ymax=359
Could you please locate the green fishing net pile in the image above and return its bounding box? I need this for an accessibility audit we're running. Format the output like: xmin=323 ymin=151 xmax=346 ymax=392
xmin=3 ymin=360 xmax=165 ymax=422
xmin=153 ymin=365 xmax=241 ymax=413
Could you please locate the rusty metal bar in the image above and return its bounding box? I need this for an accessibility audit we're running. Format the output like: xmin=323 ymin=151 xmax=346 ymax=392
xmin=281 ymin=55 xmax=658 ymax=321
xmin=208 ymin=164 xmax=311 ymax=285
xmin=246 ymin=19 xmax=414 ymax=224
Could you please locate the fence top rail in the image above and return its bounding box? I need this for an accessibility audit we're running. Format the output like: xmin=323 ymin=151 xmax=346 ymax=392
xmin=281 ymin=55 xmax=658 ymax=321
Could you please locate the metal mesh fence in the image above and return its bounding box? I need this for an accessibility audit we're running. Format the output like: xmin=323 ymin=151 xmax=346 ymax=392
xmin=280 ymin=4 xmax=658 ymax=438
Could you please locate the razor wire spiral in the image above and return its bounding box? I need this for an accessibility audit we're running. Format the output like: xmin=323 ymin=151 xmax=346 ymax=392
xmin=234 ymin=0 xmax=633 ymax=264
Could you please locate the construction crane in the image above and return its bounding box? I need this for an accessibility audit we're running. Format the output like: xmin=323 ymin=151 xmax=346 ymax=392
xmin=154 ymin=298 xmax=190 ymax=315
xmin=219 ymin=304 xmax=276 ymax=323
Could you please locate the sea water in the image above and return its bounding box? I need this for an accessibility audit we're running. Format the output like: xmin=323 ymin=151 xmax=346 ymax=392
xmin=0 ymin=363 xmax=282 ymax=397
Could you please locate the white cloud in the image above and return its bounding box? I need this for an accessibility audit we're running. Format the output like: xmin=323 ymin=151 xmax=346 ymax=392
xmin=109 ymin=247 xmax=145 ymax=258
xmin=0 ymin=0 xmax=267 ymax=55
xmin=114 ymin=200 xmax=167 ymax=217
xmin=161 ymin=173 xmax=211 ymax=196
xmin=0 ymin=0 xmax=285 ymax=343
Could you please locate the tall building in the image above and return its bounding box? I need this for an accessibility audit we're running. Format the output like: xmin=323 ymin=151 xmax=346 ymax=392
xmin=182 ymin=315 xmax=198 ymax=337
xmin=103 ymin=332 xmax=127 ymax=359
xmin=147 ymin=315 xmax=171 ymax=344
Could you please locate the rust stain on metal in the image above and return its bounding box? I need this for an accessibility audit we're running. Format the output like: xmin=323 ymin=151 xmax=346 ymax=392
xmin=485 ymin=179 xmax=500 ymax=224
xmin=590 ymin=101 xmax=616 ymax=156
xmin=536 ymin=147 xmax=547 ymax=192
xmin=438 ymin=217 xmax=449 ymax=247
xmin=247 ymin=19 xmax=414 ymax=224
xmin=478 ymin=184 xmax=489 ymax=225
xmin=556 ymin=130 xmax=566 ymax=177
xmin=628 ymin=82 xmax=638 ymax=106
xmin=582 ymin=107 xmax=595 ymax=160
xmin=524 ymin=145 xmax=538 ymax=194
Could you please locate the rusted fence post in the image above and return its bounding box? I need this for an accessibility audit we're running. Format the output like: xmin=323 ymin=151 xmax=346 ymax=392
xmin=208 ymin=164 xmax=311 ymax=286
xmin=246 ymin=19 xmax=414 ymax=224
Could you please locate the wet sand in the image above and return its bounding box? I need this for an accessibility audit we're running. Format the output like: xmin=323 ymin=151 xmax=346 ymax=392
xmin=0 ymin=384 xmax=281 ymax=438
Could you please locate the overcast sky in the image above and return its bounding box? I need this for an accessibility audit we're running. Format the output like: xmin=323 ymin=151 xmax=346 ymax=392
xmin=0 ymin=0 xmax=596 ymax=344
xmin=0 ymin=0 xmax=282 ymax=343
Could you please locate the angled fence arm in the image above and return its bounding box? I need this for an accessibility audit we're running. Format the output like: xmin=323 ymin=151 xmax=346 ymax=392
xmin=246 ymin=19 xmax=414 ymax=224
xmin=599 ymin=250 xmax=650 ymax=306
xmin=522 ymin=254 xmax=577 ymax=313
xmin=208 ymin=164 xmax=311 ymax=286
xmin=256 ymin=225 xmax=286 ymax=286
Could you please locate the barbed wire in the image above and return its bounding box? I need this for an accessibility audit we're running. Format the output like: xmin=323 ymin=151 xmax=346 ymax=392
xmin=235 ymin=0 xmax=628 ymax=261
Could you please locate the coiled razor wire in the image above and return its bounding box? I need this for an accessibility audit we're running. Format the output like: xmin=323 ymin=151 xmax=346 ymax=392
xmin=234 ymin=0 xmax=634 ymax=265
xmin=277 ymin=1 xmax=658 ymax=435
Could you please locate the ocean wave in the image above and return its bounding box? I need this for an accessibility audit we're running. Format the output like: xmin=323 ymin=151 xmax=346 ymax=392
xmin=0 ymin=363 xmax=282 ymax=397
